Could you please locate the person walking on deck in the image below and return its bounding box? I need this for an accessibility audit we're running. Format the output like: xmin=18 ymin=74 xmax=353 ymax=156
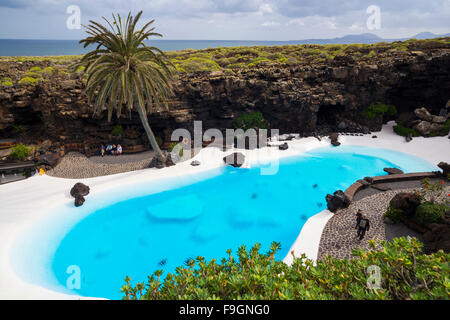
xmin=355 ymin=209 xmax=363 ymax=229
xmin=357 ymin=215 xmax=370 ymax=240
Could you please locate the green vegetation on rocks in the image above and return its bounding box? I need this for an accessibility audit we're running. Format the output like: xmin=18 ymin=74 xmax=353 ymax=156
xmin=362 ymin=102 xmax=397 ymax=119
xmin=7 ymin=143 xmax=31 ymax=161
xmin=393 ymin=124 xmax=420 ymax=137
xmin=415 ymin=202 xmax=447 ymax=225
xmin=431 ymin=119 xmax=450 ymax=136
xmin=384 ymin=206 xmax=403 ymax=223
xmin=1 ymin=77 xmax=13 ymax=86
xmin=18 ymin=76 xmax=40 ymax=85
xmin=233 ymin=111 xmax=269 ymax=130
xmin=1 ymin=37 xmax=449 ymax=83
xmin=120 ymin=237 xmax=450 ymax=300
xmin=111 ymin=125 xmax=124 ymax=137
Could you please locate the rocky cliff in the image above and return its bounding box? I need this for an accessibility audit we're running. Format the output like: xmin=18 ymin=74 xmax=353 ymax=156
xmin=1 ymin=39 xmax=449 ymax=152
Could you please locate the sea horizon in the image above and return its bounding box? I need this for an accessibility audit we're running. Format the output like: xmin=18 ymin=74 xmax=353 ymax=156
xmin=0 ymin=39 xmax=299 ymax=56
xmin=1 ymin=31 xmax=448 ymax=56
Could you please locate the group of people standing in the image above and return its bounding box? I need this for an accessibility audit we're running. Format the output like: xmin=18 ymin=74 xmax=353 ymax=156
xmin=100 ymin=144 xmax=122 ymax=156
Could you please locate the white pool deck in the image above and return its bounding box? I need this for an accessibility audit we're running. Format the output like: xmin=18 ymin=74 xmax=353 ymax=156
xmin=0 ymin=121 xmax=449 ymax=299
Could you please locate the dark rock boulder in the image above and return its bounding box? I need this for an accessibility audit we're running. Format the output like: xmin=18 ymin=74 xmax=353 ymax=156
xmin=223 ymin=152 xmax=245 ymax=168
xmin=165 ymin=153 xmax=175 ymax=167
xmin=325 ymin=190 xmax=350 ymax=213
xmin=148 ymin=155 xmax=165 ymax=169
xmin=329 ymin=133 xmax=339 ymax=142
xmin=331 ymin=141 xmax=341 ymax=146
xmin=405 ymin=133 xmax=413 ymax=142
xmin=414 ymin=107 xmax=433 ymax=122
xmin=74 ymin=196 xmax=85 ymax=207
xmin=423 ymin=220 xmax=450 ymax=253
xmin=38 ymin=152 xmax=60 ymax=168
xmin=70 ymin=182 xmax=90 ymax=198
xmin=190 ymin=160 xmax=201 ymax=166
xmin=328 ymin=133 xmax=341 ymax=146
xmin=389 ymin=192 xmax=421 ymax=217
xmin=70 ymin=182 xmax=89 ymax=207
xmin=437 ymin=162 xmax=450 ymax=176
xmin=383 ymin=167 xmax=404 ymax=175
xmin=279 ymin=143 xmax=288 ymax=150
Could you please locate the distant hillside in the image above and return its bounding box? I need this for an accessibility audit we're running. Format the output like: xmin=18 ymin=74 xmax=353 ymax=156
xmin=289 ymin=32 xmax=450 ymax=44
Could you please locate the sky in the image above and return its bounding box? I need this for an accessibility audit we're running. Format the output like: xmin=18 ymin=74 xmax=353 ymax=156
xmin=0 ymin=0 xmax=449 ymax=40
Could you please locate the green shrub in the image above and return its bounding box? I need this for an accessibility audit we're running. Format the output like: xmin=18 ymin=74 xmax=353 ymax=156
xmin=393 ymin=124 xmax=420 ymax=137
xmin=175 ymin=57 xmax=221 ymax=73
xmin=24 ymin=71 xmax=42 ymax=79
xmin=247 ymin=57 xmax=271 ymax=68
xmin=111 ymin=125 xmax=124 ymax=137
xmin=415 ymin=201 xmax=447 ymax=225
xmin=29 ymin=66 xmax=42 ymax=72
xmin=75 ymin=66 xmax=86 ymax=73
xmin=365 ymin=50 xmax=376 ymax=58
xmin=384 ymin=206 xmax=403 ymax=223
xmin=18 ymin=76 xmax=39 ymax=85
xmin=42 ymin=67 xmax=55 ymax=76
xmin=1 ymin=77 xmax=13 ymax=86
xmin=431 ymin=119 xmax=450 ymax=136
xmin=362 ymin=102 xmax=397 ymax=119
xmin=121 ymin=237 xmax=450 ymax=300
xmin=8 ymin=143 xmax=31 ymax=161
xmin=232 ymin=111 xmax=269 ymax=131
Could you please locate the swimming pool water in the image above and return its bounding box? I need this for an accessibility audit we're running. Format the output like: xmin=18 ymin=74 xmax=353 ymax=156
xmin=16 ymin=146 xmax=438 ymax=299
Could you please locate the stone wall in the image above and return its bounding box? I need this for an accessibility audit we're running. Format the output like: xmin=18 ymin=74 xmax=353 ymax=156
xmin=0 ymin=47 xmax=449 ymax=149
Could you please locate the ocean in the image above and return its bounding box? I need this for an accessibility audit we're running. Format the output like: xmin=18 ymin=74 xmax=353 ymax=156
xmin=0 ymin=39 xmax=294 ymax=56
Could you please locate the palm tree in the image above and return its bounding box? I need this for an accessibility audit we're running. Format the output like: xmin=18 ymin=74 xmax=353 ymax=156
xmin=77 ymin=11 xmax=173 ymax=162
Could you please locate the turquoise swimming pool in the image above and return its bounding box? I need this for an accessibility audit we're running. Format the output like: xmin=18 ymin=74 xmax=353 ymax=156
xmin=12 ymin=145 xmax=437 ymax=299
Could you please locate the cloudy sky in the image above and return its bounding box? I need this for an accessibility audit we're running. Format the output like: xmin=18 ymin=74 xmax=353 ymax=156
xmin=0 ymin=0 xmax=449 ymax=40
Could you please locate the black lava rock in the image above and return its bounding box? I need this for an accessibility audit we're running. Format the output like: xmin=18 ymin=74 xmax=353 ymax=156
xmin=383 ymin=167 xmax=404 ymax=175
xmin=279 ymin=143 xmax=289 ymax=150
xmin=70 ymin=183 xmax=90 ymax=198
xmin=223 ymin=152 xmax=245 ymax=168
xmin=325 ymin=190 xmax=351 ymax=213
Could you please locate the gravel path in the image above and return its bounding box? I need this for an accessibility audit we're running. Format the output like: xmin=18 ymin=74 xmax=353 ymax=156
xmin=89 ymin=151 xmax=155 ymax=164
xmin=47 ymin=152 xmax=154 ymax=179
xmin=317 ymin=185 xmax=450 ymax=260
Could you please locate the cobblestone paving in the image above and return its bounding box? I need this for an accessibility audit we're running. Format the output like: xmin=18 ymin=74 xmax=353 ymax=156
xmin=47 ymin=152 xmax=154 ymax=179
xmin=317 ymin=186 xmax=450 ymax=260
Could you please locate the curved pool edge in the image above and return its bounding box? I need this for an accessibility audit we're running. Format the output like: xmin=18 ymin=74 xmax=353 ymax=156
xmin=283 ymin=209 xmax=334 ymax=265
xmin=1 ymin=122 xmax=448 ymax=299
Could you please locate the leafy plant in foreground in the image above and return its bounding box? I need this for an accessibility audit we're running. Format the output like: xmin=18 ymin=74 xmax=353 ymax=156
xmin=121 ymin=238 xmax=449 ymax=300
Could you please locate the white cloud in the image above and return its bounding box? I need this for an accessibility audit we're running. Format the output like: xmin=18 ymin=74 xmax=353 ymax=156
xmin=261 ymin=21 xmax=280 ymax=27
xmin=287 ymin=18 xmax=304 ymax=26
xmin=257 ymin=3 xmax=274 ymax=15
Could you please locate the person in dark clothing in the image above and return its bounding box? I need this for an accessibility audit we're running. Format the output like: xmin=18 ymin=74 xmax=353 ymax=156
xmin=357 ymin=215 xmax=370 ymax=240
xmin=355 ymin=209 xmax=363 ymax=229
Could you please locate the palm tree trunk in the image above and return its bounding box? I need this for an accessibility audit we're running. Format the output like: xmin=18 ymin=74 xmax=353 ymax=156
xmin=136 ymin=104 xmax=166 ymax=162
